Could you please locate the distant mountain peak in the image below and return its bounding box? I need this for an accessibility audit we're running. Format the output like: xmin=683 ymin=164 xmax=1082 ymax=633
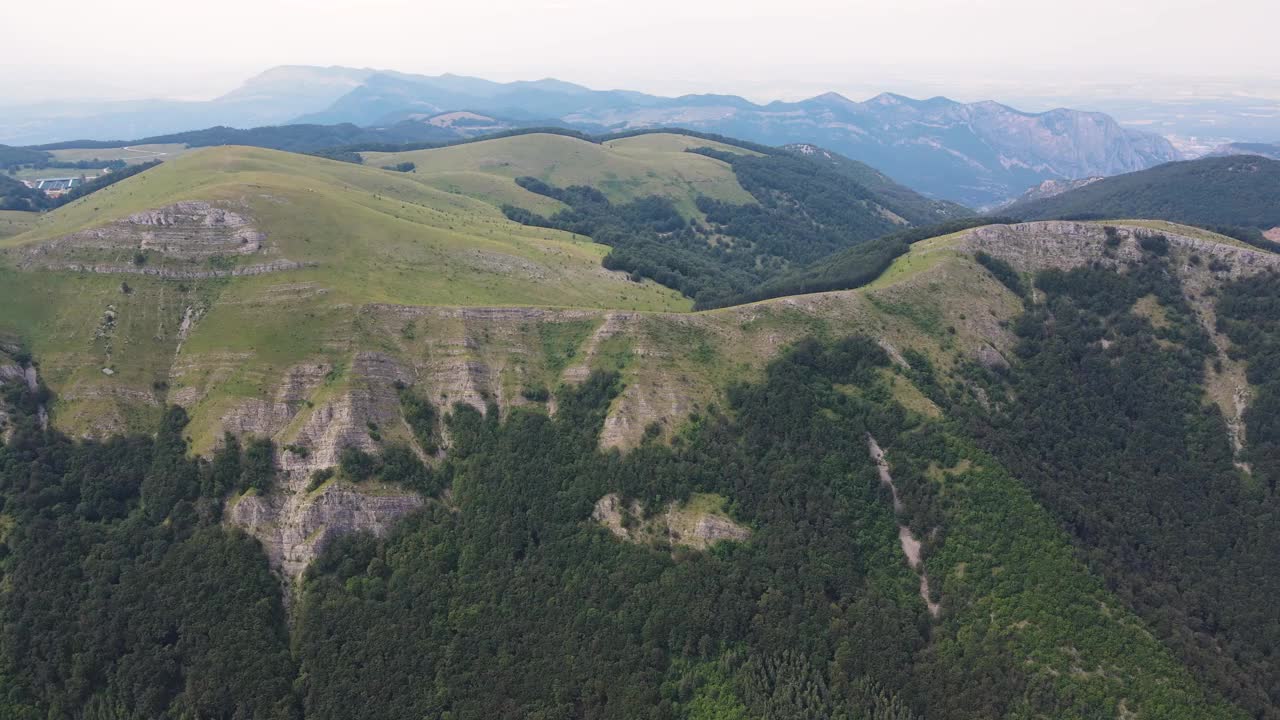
xmin=867 ymin=92 xmax=911 ymax=106
xmin=808 ymin=91 xmax=857 ymax=106
xmin=217 ymin=65 xmax=377 ymax=103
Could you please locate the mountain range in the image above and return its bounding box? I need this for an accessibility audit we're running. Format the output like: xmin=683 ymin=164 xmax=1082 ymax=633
xmin=0 ymin=65 xmax=1184 ymax=205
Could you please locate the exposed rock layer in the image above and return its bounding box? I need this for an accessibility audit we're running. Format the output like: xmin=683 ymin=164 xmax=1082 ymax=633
xmin=592 ymin=493 xmax=750 ymax=550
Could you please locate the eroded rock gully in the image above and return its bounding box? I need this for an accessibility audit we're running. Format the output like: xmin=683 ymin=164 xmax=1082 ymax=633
xmin=868 ymin=434 xmax=940 ymax=618
xmin=223 ymin=353 xmax=424 ymax=590
xmin=229 ymin=480 xmax=423 ymax=585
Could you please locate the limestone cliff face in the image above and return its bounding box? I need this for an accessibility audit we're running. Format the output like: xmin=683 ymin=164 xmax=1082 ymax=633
xmin=219 ymin=352 xmax=423 ymax=583
xmin=28 ymin=202 xmax=264 ymax=261
xmin=960 ymin=221 xmax=1280 ymax=277
xmin=228 ymin=481 xmax=422 ymax=583
xmin=0 ymin=361 xmax=24 ymax=440
xmin=995 ymin=177 xmax=1103 ymax=209
xmin=29 ymin=259 xmax=307 ymax=279
xmin=217 ymin=362 xmax=332 ymax=440
xmin=0 ymin=360 xmax=45 ymax=439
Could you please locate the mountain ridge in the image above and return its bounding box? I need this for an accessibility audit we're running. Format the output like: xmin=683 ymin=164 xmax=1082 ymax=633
xmin=291 ymin=70 xmax=1182 ymax=205
xmin=1004 ymin=154 xmax=1280 ymax=232
xmin=1 ymin=65 xmax=1180 ymax=205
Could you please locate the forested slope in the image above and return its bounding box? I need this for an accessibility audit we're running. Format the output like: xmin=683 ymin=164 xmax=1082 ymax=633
xmin=0 ymin=325 xmax=1248 ymax=719
xmin=1004 ymin=155 xmax=1280 ymax=230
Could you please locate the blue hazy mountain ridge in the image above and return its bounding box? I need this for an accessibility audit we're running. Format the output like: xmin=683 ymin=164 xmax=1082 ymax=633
xmin=0 ymin=65 xmax=1180 ymax=205
xmin=0 ymin=66 xmax=376 ymax=146
xmin=1208 ymin=142 xmax=1280 ymax=160
xmin=290 ymin=73 xmax=1180 ymax=205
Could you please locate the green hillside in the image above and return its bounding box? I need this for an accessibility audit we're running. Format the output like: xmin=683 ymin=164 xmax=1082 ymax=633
xmin=784 ymin=143 xmax=973 ymax=224
xmin=1 ymin=126 xmax=1279 ymax=719
xmin=361 ymin=131 xmax=757 ymax=217
xmin=0 ymin=210 xmax=37 ymax=238
xmin=1005 ymin=155 xmax=1280 ymax=230
xmin=1 ymin=145 xmax=687 ymax=311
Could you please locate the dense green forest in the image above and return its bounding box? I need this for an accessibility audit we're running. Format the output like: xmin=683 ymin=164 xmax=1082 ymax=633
xmin=503 ymin=179 xmax=756 ymax=304
xmin=962 ymin=253 xmax=1280 ymax=718
xmin=1004 ymin=155 xmax=1280 ymax=229
xmin=0 ymin=385 xmax=299 ymax=718
xmin=1217 ymin=271 xmax=1280 ymax=488
xmin=0 ymin=145 xmax=52 ymax=171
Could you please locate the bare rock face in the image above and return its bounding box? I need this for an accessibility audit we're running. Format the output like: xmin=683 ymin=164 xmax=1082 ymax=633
xmin=0 ymin=361 xmax=24 ymax=441
xmin=975 ymin=344 xmax=1010 ymax=371
xmin=962 ymin=221 xmax=1138 ymax=272
xmin=691 ymin=514 xmax=752 ymax=544
xmin=39 ymin=201 xmax=264 ymax=260
xmin=592 ymin=493 xmax=749 ymax=550
xmin=221 ymin=352 xmax=423 ymax=587
xmin=0 ymin=361 xmax=46 ymax=438
xmin=220 ymin=362 xmax=332 ymax=439
xmin=16 ymin=201 xmax=308 ymax=277
xmin=1000 ymin=177 xmax=1104 ymax=207
xmin=599 ymin=380 xmax=695 ymax=449
xmin=29 ymin=259 xmax=306 ymax=279
xmin=229 ymin=482 xmax=423 ymax=582
xmin=290 ymin=353 xmax=414 ymax=471
xmin=960 ymin=222 xmax=1280 ymax=278
xmin=0 ymin=362 xmax=26 ymax=386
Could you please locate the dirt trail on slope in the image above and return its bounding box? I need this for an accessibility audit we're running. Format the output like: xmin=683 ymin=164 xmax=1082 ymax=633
xmin=868 ymin=434 xmax=940 ymax=617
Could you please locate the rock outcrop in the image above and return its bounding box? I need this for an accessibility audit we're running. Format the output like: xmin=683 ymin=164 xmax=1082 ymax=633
xmin=0 ymin=360 xmax=46 ymax=438
xmin=29 ymin=201 xmax=264 ymax=261
xmin=592 ymin=492 xmax=750 ymax=550
xmin=960 ymin=221 xmax=1280 ymax=278
xmin=220 ymin=352 xmax=424 ymax=588
xmin=16 ymin=201 xmax=307 ymax=277
xmin=29 ymin=259 xmax=307 ymax=278
xmin=228 ymin=482 xmax=423 ymax=584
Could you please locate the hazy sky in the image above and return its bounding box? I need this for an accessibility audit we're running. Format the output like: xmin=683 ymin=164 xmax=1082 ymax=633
xmin=3 ymin=0 xmax=1278 ymax=104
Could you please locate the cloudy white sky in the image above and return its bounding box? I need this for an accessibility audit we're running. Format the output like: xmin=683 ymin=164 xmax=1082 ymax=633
xmin=3 ymin=0 xmax=1278 ymax=104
